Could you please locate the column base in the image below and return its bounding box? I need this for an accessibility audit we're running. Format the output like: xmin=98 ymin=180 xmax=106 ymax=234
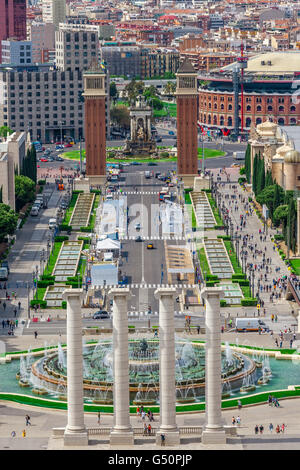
xmin=156 ymin=430 xmax=180 ymax=447
xmin=202 ymin=428 xmax=226 ymax=445
xmin=110 ymin=430 xmax=134 ymax=446
xmin=64 ymin=429 xmax=89 ymax=446
xmin=178 ymin=174 xmax=197 ymax=189
xmin=87 ymin=175 xmax=106 ymax=187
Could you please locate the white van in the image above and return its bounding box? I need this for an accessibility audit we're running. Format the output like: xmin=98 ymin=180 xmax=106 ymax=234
xmin=48 ymin=218 xmax=57 ymax=229
xmin=235 ymin=318 xmax=269 ymax=332
xmin=31 ymin=206 xmax=39 ymax=216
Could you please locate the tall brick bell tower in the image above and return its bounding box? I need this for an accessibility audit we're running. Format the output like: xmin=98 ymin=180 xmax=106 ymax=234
xmin=176 ymin=58 xmax=198 ymax=187
xmin=83 ymin=62 xmax=107 ymax=187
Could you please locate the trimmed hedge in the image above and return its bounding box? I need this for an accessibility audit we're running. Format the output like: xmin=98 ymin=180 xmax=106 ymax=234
xmin=232 ymin=273 xmax=246 ymax=280
xmin=80 ymin=227 xmax=92 ymax=232
xmin=30 ymin=300 xmax=47 ymax=308
xmin=62 ymin=301 xmax=67 ymax=309
xmin=77 ymin=236 xmax=91 ymax=242
xmin=241 ymin=298 xmax=257 ymax=306
xmin=206 ymin=274 xmax=219 ymax=281
xmin=54 ymin=236 xmax=69 ymax=242
xmin=59 ymin=224 xmax=72 ymax=232
xmin=90 ymin=189 xmax=101 ymax=195
xmin=232 ymin=279 xmax=250 ymax=287
xmin=220 ymin=300 xmax=227 ymax=307
xmin=37 ymin=280 xmax=54 ymax=288
xmin=72 ymin=190 xmax=84 ymax=194
xmin=40 ymin=275 xmax=55 ymax=281
xmin=217 ymin=235 xmax=231 ymax=241
xmin=214 ymin=225 xmax=225 ymax=230
xmin=38 ymin=180 xmax=46 ymax=186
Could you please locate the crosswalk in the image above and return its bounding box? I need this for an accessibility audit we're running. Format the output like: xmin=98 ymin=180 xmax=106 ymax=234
xmin=122 ymin=191 xmax=160 ymax=195
xmin=120 ymin=235 xmax=186 ymax=240
xmin=125 ymin=310 xmax=189 ymax=317
xmin=93 ymin=283 xmax=198 ymax=290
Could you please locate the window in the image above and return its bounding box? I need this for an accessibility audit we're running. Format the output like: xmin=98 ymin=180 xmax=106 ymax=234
xmin=257 ymin=105 xmax=262 ymax=112
xmin=267 ymin=106 xmax=273 ymax=112
xmin=246 ymin=105 xmax=251 ymax=111
xmin=290 ymin=106 xmax=296 ymax=112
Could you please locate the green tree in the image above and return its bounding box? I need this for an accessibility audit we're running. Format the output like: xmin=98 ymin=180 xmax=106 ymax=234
xmin=163 ymin=81 xmax=176 ymax=96
xmin=244 ymin=144 xmax=251 ymax=183
xmin=30 ymin=144 xmax=37 ymax=183
xmin=273 ymin=204 xmax=288 ymax=227
xmin=0 ymin=126 xmax=14 ymax=138
xmin=256 ymin=157 xmax=265 ymax=194
xmin=110 ymin=105 xmax=130 ymax=129
xmin=124 ymin=79 xmax=145 ymax=104
xmin=252 ymin=154 xmax=258 ymax=195
xmin=273 ymin=183 xmax=282 ymax=211
xmin=265 ymin=169 xmax=273 ymax=187
xmin=256 ymin=184 xmax=284 ymax=220
xmin=15 ymin=175 xmax=35 ymax=212
xmin=0 ymin=203 xmax=18 ymax=242
xmin=110 ymin=82 xmax=118 ymax=99
xmin=287 ymin=198 xmax=297 ymax=254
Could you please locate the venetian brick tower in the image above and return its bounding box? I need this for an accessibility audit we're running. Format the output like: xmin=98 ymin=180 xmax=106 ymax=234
xmin=83 ymin=63 xmax=107 ymax=186
xmin=176 ymin=58 xmax=198 ymax=186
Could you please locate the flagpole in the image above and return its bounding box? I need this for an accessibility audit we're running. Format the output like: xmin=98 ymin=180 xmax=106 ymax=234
xmin=202 ymin=134 xmax=204 ymax=175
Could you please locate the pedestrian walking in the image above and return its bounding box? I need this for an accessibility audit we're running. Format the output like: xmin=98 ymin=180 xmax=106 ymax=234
xmin=3 ymin=301 xmax=6 ymax=311
xmin=254 ymin=425 xmax=259 ymax=435
xmin=238 ymin=399 xmax=242 ymax=410
xmin=97 ymin=412 xmax=100 ymax=425
xmin=232 ymin=416 xmax=236 ymax=426
xmin=14 ymin=307 xmax=17 ymax=317
xmin=11 ymin=431 xmax=16 ymax=438
xmin=269 ymin=423 xmax=273 ymax=433
xmin=18 ymin=301 xmax=21 ymax=310
xmin=15 ymin=319 xmax=18 ymax=328
xmin=281 ymin=423 xmax=286 ymax=433
xmin=147 ymin=424 xmax=152 ymax=435
xmin=34 ymin=331 xmax=38 ymax=339
xmin=236 ymin=416 xmax=241 ymax=426
xmin=143 ymin=423 xmax=147 ymax=435
xmin=259 ymin=424 xmax=264 ymax=435
xmin=276 ymin=425 xmax=280 ymax=434
xmin=25 ymin=415 xmax=31 ymax=426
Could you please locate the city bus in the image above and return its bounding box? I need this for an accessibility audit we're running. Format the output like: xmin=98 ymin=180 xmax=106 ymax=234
xmin=33 ymin=141 xmax=43 ymax=152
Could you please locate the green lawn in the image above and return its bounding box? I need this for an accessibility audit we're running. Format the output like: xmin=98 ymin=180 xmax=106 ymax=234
xmin=43 ymin=242 xmax=63 ymax=276
xmin=62 ymin=193 xmax=78 ymax=225
xmin=289 ymin=259 xmax=300 ymax=275
xmin=223 ymin=240 xmax=243 ymax=275
xmin=63 ymin=147 xmax=225 ymax=163
xmin=206 ymin=193 xmax=223 ymax=226
xmin=197 ymin=247 xmax=211 ymax=277
xmin=153 ymin=102 xmax=177 ymax=118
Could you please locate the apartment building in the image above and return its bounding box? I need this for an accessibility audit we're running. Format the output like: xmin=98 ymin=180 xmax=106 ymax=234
xmin=1 ymin=40 xmax=32 ymax=66
xmin=55 ymin=25 xmax=99 ymax=71
xmin=42 ymin=0 xmax=66 ymax=30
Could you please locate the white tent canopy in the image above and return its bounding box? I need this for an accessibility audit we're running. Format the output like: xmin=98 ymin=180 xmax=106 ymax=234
xmin=96 ymin=238 xmax=121 ymax=251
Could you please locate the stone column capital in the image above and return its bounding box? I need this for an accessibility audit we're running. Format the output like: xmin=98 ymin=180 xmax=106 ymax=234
xmin=62 ymin=288 xmax=83 ymax=302
xmin=108 ymin=287 xmax=131 ymax=300
xmin=201 ymin=287 xmax=224 ymax=301
xmin=154 ymin=287 xmax=177 ymax=300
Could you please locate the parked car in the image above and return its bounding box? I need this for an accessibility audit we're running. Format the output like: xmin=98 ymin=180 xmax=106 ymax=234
xmin=135 ymin=236 xmax=143 ymax=242
xmin=1 ymin=260 xmax=9 ymax=274
xmin=147 ymin=243 xmax=154 ymax=249
xmin=0 ymin=267 xmax=8 ymax=281
xmin=30 ymin=206 xmax=39 ymax=216
xmin=40 ymin=158 xmax=48 ymax=162
xmin=48 ymin=218 xmax=57 ymax=229
xmin=93 ymin=310 xmax=110 ymax=319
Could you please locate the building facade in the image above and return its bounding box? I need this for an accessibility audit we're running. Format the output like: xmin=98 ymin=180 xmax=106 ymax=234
xmin=0 ymin=131 xmax=26 ymax=210
xmin=30 ymin=22 xmax=55 ymax=64
xmin=140 ymin=49 xmax=179 ymax=79
xmin=55 ymin=25 xmax=99 ymax=71
xmin=1 ymin=40 xmax=32 ymax=66
xmin=0 ymin=66 xmax=84 ymax=143
xmin=198 ymin=52 xmax=300 ymax=132
xmin=249 ymin=119 xmax=300 ymax=191
xmin=0 ymin=0 xmax=27 ymax=62
xmin=42 ymin=0 xmax=66 ymax=30
xmin=101 ymin=42 xmax=141 ymax=78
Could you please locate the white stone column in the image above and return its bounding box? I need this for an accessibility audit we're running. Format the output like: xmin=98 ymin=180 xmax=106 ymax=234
xmin=62 ymin=288 xmax=88 ymax=446
xmin=155 ymin=287 xmax=180 ymax=446
xmin=201 ymin=287 xmax=226 ymax=444
xmin=109 ymin=287 xmax=134 ymax=445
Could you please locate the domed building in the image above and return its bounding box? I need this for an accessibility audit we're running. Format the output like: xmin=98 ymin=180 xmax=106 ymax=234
xmin=248 ymin=119 xmax=300 ymax=191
